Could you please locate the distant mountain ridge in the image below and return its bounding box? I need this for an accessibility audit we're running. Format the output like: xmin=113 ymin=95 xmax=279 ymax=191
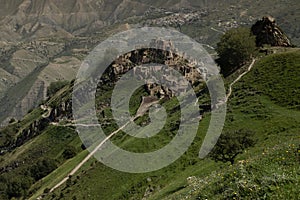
xmin=0 ymin=0 xmax=215 ymax=42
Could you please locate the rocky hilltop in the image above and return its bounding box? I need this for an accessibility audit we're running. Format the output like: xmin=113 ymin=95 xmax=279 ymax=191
xmin=251 ymin=16 xmax=292 ymax=47
xmin=104 ymin=39 xmax=205 ymax=99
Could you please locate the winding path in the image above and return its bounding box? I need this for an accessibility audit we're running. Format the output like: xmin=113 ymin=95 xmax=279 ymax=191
xmin=49 ymin=98 xmax=159 ymax=193
xmin=49 ymin=121 xmax=131 ymax=193
xmin=225 ymin=58 xmax=256 ymax=102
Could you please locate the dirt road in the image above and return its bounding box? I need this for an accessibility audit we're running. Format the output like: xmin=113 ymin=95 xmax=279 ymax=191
xmin=49 ymin=98 xmax=159 ymax=193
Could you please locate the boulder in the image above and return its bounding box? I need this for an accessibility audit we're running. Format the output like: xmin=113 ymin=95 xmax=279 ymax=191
xmin=251 ymin=16 xmax=292 ymax=47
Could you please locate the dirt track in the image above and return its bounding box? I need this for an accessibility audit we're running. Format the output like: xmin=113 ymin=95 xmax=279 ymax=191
xmin=49 ymin=98 xmax=159 ymax=193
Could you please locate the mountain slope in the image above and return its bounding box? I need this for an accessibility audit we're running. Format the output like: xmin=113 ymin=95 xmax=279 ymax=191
xmin=42 ymin=49 xmax=300 ymax=200
xmin=0 ymin=48 xmax=299 ymax=200
xmin=0 ymin=0 xmax=299 ymax=126
xmin=0 ymin=1 xmax=299 ymax=199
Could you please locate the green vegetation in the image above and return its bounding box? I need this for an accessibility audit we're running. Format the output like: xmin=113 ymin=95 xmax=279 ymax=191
xmin=166 ymin=137 xmax=300 ymax=199
xmin=62 ymin=146 xmax=77 ymax=159
xmin=0 ymin=123 xmax=79 ymax=199
xmin=30 ymin=159 xmax=58 ymax=181
xmin=209 ymin=129 xmax=256 ymax=164
xmin=216 ymin=27 xmax=257 ymax=76
xmin=43 ymin=49 xmax=299 ymax=200
xmin=47 ymin=80 xmax=70 ymax=97
xmin=241 ymin=51 xmax=300 ymax=109
xmin=0 ymin=40 xmax=299 ymax=200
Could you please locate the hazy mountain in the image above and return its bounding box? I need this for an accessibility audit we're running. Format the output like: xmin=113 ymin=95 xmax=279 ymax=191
xmin=0 ymin=0 xmax=299 ymax=125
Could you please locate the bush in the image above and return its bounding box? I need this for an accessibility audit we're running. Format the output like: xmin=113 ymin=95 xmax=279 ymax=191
xmin=30 ymin=158 xmax=58 ymax=181
xmin=62 ymin=146 xmax=77 ymax=159
xmin=4 ymin=175 xmax=34 ymax=198
xmin=9 ymin=118 xmax=16 ymax=123
xmin=47 ymin=80 xmax=69 ymax=97
xmin=216 ymin=27 xmax=257 ymax=76
xmin=209 ymin=129 xmax=256 ymax=164
xmin=44 ymin=188 xmax=50 ymax=194
xmin=66 ymin=176 xmax=73 ymax=187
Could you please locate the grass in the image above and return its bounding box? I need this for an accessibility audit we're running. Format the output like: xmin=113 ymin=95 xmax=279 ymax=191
xmin=0 ymin=1 xmax=299 ymax=198
xmin=165 ymin=136 xmax=299 ymax=200
xmin=29 ymin=150 xmax=90 ymax=200
xmin=157 ymin=49 xmax=300 ymax=199
xmin=38 ymin=49 xmax=300 ymax=199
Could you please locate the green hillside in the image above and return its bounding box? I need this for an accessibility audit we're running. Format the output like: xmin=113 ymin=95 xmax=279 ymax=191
xmin=45 ymin=49 xmax=300 ymax=200
xmin=0 ymin=49 xmax=299 ymax=200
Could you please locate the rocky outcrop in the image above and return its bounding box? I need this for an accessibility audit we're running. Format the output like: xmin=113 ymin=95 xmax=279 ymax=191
xmin=105 ymin=40 xmax=205 ymax=98
xmin=251 ymin=16 xmax=292 ymax=47
xmin=48 ymin=99 xmax=73 ymax=122
xmin=14 ymin=118 xmax=49 ymax=148
xmin=0 ymin=92 xmax=72 ymax=154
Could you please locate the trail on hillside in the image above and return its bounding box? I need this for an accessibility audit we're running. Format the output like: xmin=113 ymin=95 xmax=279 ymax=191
xmin=47 ymin=59 xmax=256 ymax=194
xmin=49 ymin=98 xmax=159 ymax=193
xmin=210 ymin=27 xmax=225 ymax=34
xmin=225 ymin=58 xmax=256 ymax=102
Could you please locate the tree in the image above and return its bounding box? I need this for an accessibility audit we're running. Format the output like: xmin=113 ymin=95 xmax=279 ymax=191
xmin=216 ymin=27 xmax=256 ymax=76
xmin=5 ymin=176 xmax=33 ymax=198
xmin=209 ymin=129 xmax=256 ymax=164
xmin=66 ymin=176 xmax=73 ymax=187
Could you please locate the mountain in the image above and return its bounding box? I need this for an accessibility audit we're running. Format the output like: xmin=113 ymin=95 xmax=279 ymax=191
xmin=0 ymin=0 xmax=299 ymax=126
xmin=0 ymin=1 xmax=300 ymax=199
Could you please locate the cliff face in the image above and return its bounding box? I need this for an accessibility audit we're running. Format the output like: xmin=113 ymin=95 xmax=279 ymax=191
xmin=251 ymin=16 xmax=292 ymax=47
xmin=0 ymin=86 xmax=72 ymax=155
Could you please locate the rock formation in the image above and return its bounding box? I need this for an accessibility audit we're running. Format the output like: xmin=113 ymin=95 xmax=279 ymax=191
xmin=105 ymin=40 xmax=205 ymax=98
xmin=251 ymin=16 xmax=292 ymax=47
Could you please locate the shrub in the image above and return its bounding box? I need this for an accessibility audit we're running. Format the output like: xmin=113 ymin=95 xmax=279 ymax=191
xmin=5 ymin=175 xmax=33 ymax=198
xmin=30 ymin=158 xmax=58 ymax=181
xmin=209 ymin=129 xmax=256 ymax=164
xmin=44 ymin=188 xmax=50 ymax=194
xmin=9 ymin=118 xmax=16 ymax=123
xmin=62 ymin=146 xmax=77 ymax=159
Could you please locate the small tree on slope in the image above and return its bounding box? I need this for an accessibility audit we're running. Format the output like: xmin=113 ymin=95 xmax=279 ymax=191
xmin=209 ymin=129 xmax=256 ymax=165
xmin=216 ymin=27 xmax=256 ymax=76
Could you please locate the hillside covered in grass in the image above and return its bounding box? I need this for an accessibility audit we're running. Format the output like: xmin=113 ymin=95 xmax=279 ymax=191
xmin=43 ymin=49 xmax=300 ymax=200
xmin=0 ymin=47 xmax=299 ymax=200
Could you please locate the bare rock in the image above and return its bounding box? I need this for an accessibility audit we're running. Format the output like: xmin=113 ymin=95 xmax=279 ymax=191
xmin=251 ymin=16 xmax=292 ymax=47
